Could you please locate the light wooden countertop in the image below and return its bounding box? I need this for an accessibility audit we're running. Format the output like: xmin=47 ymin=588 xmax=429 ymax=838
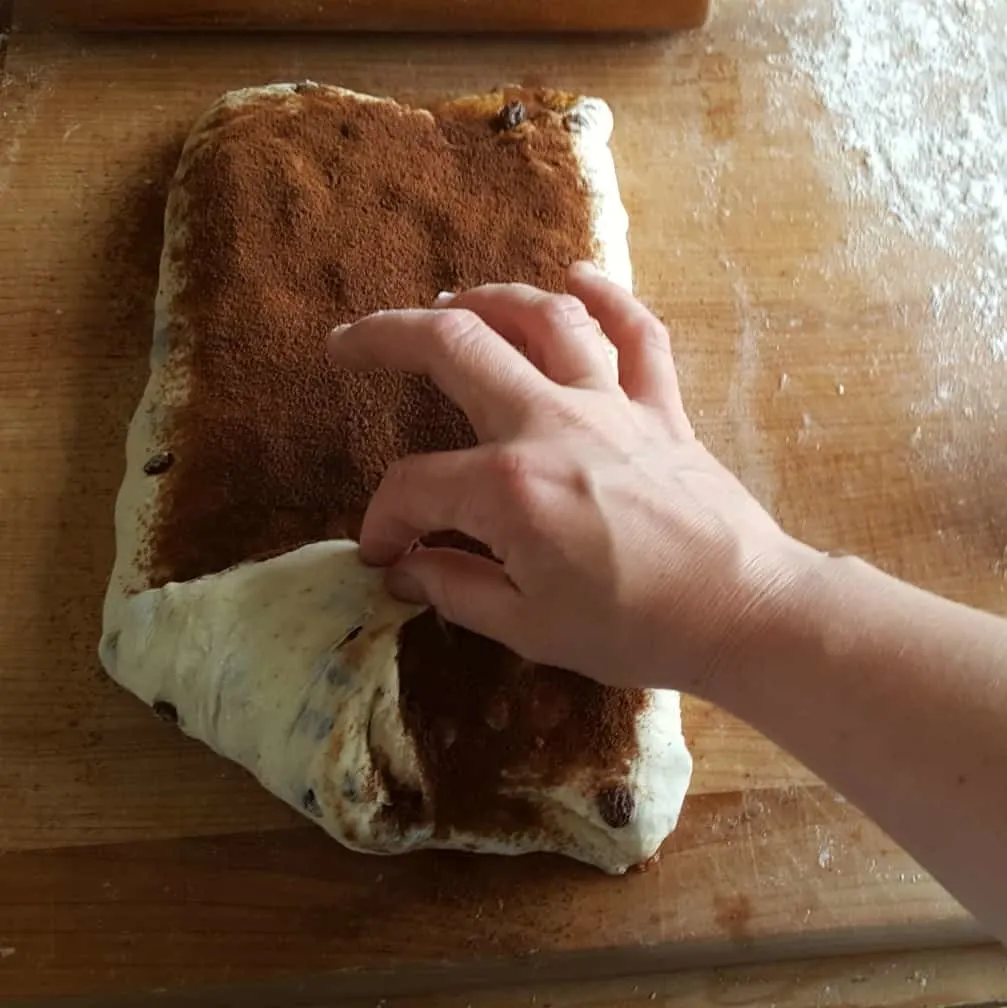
xmin=1 ymin=2 xmax=1004 ymax=1002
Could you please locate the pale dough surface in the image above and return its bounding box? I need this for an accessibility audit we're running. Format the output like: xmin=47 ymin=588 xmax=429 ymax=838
xmin=99 ymin=84 xmax=692 ymax=874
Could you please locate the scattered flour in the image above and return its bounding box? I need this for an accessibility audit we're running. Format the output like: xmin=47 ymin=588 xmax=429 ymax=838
xmin=814 ymin=826 xmax=836 ymax=869
xmin=792 ymin=1 xmax=1006 ymax=256
xmin=788 ymin=0 xmax=1007 ymax=368
xmin=736 ymin=0 xmax=1006 ymax=410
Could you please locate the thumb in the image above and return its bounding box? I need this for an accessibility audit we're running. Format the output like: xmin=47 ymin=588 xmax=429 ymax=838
xmin=386 ymin=548 xmax=525 ymax=647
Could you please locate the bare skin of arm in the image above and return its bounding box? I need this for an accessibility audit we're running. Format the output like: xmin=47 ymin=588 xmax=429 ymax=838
xmin=328 ymin=262 xmax=1007 ymax=943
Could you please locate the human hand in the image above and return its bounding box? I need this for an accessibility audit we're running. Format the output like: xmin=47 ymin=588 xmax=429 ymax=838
xmin=327 ymin=263 xmax=814 ymax=694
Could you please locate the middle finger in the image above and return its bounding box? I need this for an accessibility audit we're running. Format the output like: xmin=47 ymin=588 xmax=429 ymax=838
xmin=439 ymin=283 xmax=618 ymax=390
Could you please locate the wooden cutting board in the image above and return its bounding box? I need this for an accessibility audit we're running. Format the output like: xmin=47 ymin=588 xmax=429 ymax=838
xmin=0 ymin=3 xmax=1002 ymax=1001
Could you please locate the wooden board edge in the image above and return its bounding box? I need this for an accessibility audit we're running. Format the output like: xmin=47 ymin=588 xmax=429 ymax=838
xmin=13 ymin=0 xmax=711 ymax=34
xmin=21 ymin=923 xmax=987 ymax=1007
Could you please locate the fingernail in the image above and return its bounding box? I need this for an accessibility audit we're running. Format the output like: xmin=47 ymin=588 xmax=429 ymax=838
xmin=433 ymin=291 xmax=456 ymax=307
xmin=387 ymin=566 xmax=429 ymax=605
xmin=570 ymin=260 xmax=602 ymax=277
xmin=329 ymin=323 xmax=350 ymax=339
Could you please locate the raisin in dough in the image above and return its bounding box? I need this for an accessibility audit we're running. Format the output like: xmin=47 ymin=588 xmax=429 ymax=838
xmin=99 ymin=84 xmax=693 ymax=874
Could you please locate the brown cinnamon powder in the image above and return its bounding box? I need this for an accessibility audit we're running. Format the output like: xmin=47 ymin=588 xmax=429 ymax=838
xmin=148 ymin=86 xmax=646 ymax=842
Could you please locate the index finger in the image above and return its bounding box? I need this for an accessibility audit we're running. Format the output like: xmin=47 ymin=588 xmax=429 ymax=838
xmin=328 ymin=308 xmax=549 ymax=441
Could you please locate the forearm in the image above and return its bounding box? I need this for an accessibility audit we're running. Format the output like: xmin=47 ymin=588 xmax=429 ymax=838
xmin=709 ymin=549 xmax=1007 ymax=942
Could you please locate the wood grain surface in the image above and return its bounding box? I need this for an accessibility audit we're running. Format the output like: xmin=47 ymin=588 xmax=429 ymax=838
xmin=17 ymin=0 xmax=710 ymax=33
xmin=1 ymin=3 xmax=1005 ymax=1001
xmin=354 ymin=946 xmax=1007 ymax=1008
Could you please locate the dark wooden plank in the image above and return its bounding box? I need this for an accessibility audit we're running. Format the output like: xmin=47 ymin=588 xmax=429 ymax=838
xmin=16 ymin=0 xmax=710 ymax=33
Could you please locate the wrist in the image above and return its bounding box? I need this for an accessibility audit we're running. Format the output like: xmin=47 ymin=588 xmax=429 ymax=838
xmin=697 ymin=536 xmax=847 ymax=711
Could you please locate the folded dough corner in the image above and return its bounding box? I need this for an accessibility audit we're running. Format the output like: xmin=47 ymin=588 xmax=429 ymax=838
xmin=101 ymin=540 xmax=692 ymax=872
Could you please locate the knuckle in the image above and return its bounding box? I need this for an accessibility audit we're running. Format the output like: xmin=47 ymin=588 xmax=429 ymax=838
xmin=489 ymin=445 xmax=534 ymax=492
xmin=382 ymin=455 xmax=418 ymax=490
xmin=544 ymin=388 xmax=593 ymax=429
xmin=486 ymin=446 xmax=546 ymax=527
xmin=537 ymin=292 xmax=587 ymax=330
xmin=631 ymin=313 xmax=671 ymax=355
xmin=429 ymin=308 xmax=484 ymax=354
xmin=378 ymin=456 xmax=434 ymax=513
